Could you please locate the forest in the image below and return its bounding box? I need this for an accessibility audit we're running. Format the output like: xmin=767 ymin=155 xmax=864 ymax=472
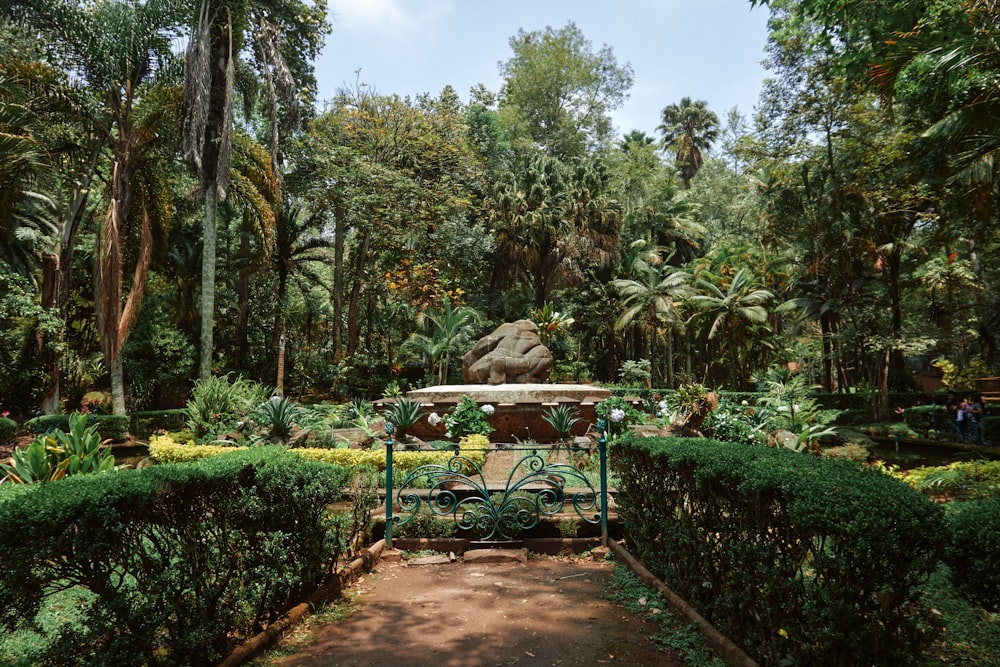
xmin=1 ymin=0 xmax=997 ymax=420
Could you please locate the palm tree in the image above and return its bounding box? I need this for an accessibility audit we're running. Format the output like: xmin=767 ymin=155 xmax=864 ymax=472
xmin=270 ymin=199 xmax=329 ymax=396
xmin=689 ymin=267 xmax=774 ymax=388
xmin=0 ymin=74 xmax=59 ymax=280
xmin=4 ymin=0 xmax=184 ymax=414
xmin=612 ymin=249 xmax=692 ymax=386
xmin=403 ymin=297 xmax=480 ymax=386
xmin=657 ymin=97 xmax=720 ymax=189
xmin=183 ymin=0 xmax=326 ymax=380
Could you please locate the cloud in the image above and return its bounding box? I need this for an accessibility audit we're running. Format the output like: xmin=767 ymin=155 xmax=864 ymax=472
xmin=329 ymin=0 xmax=449 ymax=35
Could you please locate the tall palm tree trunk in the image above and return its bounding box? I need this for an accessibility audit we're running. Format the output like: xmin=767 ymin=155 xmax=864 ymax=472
xmin=199 ymin=186 xmax=218 ymax=380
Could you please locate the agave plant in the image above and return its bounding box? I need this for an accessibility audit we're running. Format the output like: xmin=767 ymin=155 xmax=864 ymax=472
xmin=253 ymin=396 xmax=303 ymax=442
xmin=543 ymin=405 xmax=583 ymax=442
xmin=382 ymin=397 xmax=423 ymax=440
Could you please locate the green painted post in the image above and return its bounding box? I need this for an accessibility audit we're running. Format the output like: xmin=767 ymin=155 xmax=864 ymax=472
xmin=597 ymin=418 xmax=608 ymax=547
xmin=384 ymin=421 xmax=395 ymax=550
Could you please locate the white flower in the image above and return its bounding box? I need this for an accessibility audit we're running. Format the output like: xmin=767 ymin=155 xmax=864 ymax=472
xmin=658 ymin=400 xmax=668 ymax=411
xmin=777 ymin=406 xmax=788 ymax=412
xmin=427 ymin=412 xmax=442 ymax=426
xmin=481 ymin=404 xmax=495 ymax=416
xmin=610 ymin=408 xmax=626 ymax=423
xmin=793 ymin=404 xmax=800 ymax=411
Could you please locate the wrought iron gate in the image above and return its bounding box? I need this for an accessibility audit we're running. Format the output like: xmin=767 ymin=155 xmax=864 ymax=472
xmin=383 ymin=426 xmax=608 ymax=548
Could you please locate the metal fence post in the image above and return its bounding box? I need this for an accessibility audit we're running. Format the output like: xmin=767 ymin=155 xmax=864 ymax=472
xmin=597 ymin=418 xmax=608 ymax=547
xmin=384 ymin=421 xmax=395 ymax=550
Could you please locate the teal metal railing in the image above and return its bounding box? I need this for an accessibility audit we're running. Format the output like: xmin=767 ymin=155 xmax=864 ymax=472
xmin=385 ymin=421 xmax=608 ymax=549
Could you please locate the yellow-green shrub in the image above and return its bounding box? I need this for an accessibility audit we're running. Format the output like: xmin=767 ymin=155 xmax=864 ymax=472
xmin=149 ymin=433 xmax=488 ymax=474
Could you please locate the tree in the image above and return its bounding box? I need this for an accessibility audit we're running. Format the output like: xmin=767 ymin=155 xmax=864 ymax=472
xmin=402 ymin=297 xmax=480 ymax=386
xmin=269 ymin=199 xmax=330 ymax=396
xmin=183 ymin=0 xmax=328 ymax=380
xmin=498 ymin=21 xmax=633 ymax=160
xmin=2 ymin=0 xmax=185 ymax=415
xmin=658 ymin=97 xmax=720 ymax=189
xmin=690 ymin=267 xmax=774 ymax=388
xmin=613 ymin=251 xmax=692 ymax=387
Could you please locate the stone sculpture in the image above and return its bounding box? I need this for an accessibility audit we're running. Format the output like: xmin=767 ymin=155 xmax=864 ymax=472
xmin=462 ymin=320 xmax=553 ymax=384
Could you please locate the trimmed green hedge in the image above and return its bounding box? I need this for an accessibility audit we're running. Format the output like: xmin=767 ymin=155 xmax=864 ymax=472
xmin=0 ymin=447 xmax=351 ymax=666
xmin=129 ymin=409 xmax=188 ymax=439
xmin=24 ymin=413 xmax=129 ymax=443
xmin=0 ymin=417 xmax=16 ymax=445
xmin=945 ymin=498 xmax=1000 ymax=611
xmin=611 ymin=435 xmax=945 ymax=666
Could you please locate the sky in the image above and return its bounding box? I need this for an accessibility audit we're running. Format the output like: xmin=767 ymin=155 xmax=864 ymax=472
xmin=313 ymin=0 xmax=773 ymax=138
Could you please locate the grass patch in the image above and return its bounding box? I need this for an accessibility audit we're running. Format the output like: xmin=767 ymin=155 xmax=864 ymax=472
xmin=0 ymin=586 xmax=95 ymax=666
xmin=603 ymin=565 xmax=725 ymax=667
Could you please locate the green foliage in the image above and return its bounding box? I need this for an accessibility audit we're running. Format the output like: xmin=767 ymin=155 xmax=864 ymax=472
xmin=1 ymin=413 xmax=115 ymax=484
xmin=895 ymin=460 xmax=1000 ymax=499
xmin=441 ymin=395 xmax=494 ymax=439
xmin=605 ymin=567 xmax=725 ymax=667
xmin=0 ymin=447 xmax=352 ymax=665
xmin=80 ymin=391 xmax=112 ymax=414
xmin=185 ymin=374 xmax=270 ymax=440
xmin=0 ymin=417 xmax=16 ymax=445
xmin=542 ymin=404 xmax=583 ymax=441
xmin=702 ymin=397 xmax=768 ymax=445
xmin=0 ymin=265 xmax=62 ymax=415
xmin=612 ymin=435 xmax=945 ymax=666
xmin=129 ymin=409 xmax=188 ymax=439
xmin=382 ymin=397 xmax=424 ymax=438
xmin=251 ymin=396 xmax=304 ymax=443
xmin=618 ymin=358 xmax=651 ymax=387
xmin=933 ymin=356 xmax=989 ymax=392
xmin=0 ymin=434 xmax=67 ymax=484
xmin=945 ymin=498 xmax=1000 ymax=611
xmin=595 ymin=395 xmax=644 ymax=437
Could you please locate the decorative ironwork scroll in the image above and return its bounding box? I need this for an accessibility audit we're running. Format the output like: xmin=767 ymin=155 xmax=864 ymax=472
xmin=388 ymin=448 xmax=602 ymax=542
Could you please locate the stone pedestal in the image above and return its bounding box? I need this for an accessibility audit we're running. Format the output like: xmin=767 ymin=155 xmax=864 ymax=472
xmin=392 ymin=383 xmax=613 ymax=443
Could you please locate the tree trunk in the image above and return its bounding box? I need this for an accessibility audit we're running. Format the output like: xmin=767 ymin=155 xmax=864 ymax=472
xmin=235 ymin=226 xmax=250 ymax=367
xmin=111 ymin=356 xmax=126 ymax=416
xmin=332 ymin=200 xmax=346 ymax=361
xmin=275 ymin=325 xmax=287 ymax=397
xmin=199 ymin=187 xmax=218 ymax=380
xmin=346 ymin=228 xmax=370 ymax=357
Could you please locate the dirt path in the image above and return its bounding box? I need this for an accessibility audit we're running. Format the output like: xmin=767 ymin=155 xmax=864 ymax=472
xmin=272 ymin=553 xmax=685 ymax=667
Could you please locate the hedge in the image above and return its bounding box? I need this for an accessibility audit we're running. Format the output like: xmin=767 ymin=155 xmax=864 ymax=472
xmin=0 ymin=447 xmax=352 ymax=666
xmin=129 ymin=409 xmax=188 ymax=439
xmin=23 ymin=413 xmax=129 ymax=443
xmin=945 ymin=498 xmax=1000 ymax=611
xmin=148 ymin=433 xmax=488 ymax=476
xmin=611 ymin=435 xmax=945 ymax=667
xmin=0 ymin=417 xmax=16 ymax=445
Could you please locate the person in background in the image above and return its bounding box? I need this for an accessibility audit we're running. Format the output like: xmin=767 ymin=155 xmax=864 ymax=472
xmin=966 ymin=393 xmax=986 ymax=446
xmin=943 ymin=391 xmax=963 ymax=439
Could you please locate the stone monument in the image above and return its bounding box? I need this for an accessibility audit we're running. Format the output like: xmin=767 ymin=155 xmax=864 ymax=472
xmin=391 ymin=320 xmax=611 ymax=442
xmin=461 ymin=319 xmax=552 ymax=384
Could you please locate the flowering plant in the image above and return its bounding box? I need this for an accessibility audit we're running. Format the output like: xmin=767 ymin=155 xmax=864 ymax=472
xmin=440 ymin=395 xmax=494 ymax=439
xmin=595 ymin=395 xmax=644 ymax=437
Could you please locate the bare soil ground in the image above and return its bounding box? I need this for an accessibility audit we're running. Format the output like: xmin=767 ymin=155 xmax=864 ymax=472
xmin=271 ymin=553 xmax=685 ymax=667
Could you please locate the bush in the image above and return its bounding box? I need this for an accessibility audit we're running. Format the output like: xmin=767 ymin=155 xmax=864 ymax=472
xmin=129 ymin=409 xmax=188 ymax=439
xmin=945 ymin=498 xmax=1000 ymax=611
xmin=23 ymin=413 xmax=129 ymax=443
xmin=147 ymin=433 xmax=488 ymax=477
xmin=0 ymin=447 xmax=351 ymax=666
xmin=611 ymin=435 xmax=945 ymax=666
xmin=0 ymin=417 xmax=16 ymax=445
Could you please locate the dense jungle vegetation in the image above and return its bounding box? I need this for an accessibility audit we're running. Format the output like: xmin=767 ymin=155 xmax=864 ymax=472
xmin=1 ymin=0 xmax=997 ymax=419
